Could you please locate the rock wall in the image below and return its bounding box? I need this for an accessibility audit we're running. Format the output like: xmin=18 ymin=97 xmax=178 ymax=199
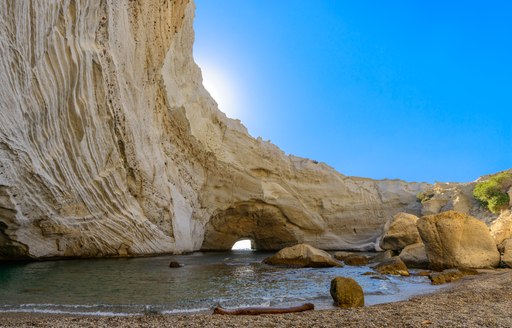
xmin=0 ymin=0 xmax=428 ymax=259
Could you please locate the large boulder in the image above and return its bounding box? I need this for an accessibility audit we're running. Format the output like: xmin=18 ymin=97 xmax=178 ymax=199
xmin=263 ymin=244 xmax=341 ymax=268
xmin=373 ymin=256 xmax=410 ymax=276
xmin=399 ymin=243 xmax=429 ymax=268
xmin=490 ymin=210 xmax=512 ymax=250
xmin=379 ymin=213 xmax=421 ymax=251
xmin=417 ymin=211 xmax=500 ymax=270
xmin=502 ymin=238 xmax=512 ymax=268
xmin=330 ymin=277 xmax=364 ymax=308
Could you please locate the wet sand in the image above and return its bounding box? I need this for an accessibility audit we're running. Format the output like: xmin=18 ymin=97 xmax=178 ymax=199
xmin=1 ymin=269 xmax=511 ymax=328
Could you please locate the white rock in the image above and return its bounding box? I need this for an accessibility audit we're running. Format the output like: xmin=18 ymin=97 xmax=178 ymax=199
xmin=0 ymin=0 xmax=429 ymax=258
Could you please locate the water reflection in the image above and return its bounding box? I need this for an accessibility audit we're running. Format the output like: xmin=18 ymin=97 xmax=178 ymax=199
xmin=0 ymin=251 xmax=441 ymax=315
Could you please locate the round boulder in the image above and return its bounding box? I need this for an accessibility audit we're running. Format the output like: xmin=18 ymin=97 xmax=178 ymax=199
xmin=380 ymin=212 xmax=421 ymax=251
xmin=263 ymin=243 xmax=342 ymax=268
xmin=330 ymin=277 xmax=364 ymax=308
xmin=417 ymin=211 xmax=500 ymax=270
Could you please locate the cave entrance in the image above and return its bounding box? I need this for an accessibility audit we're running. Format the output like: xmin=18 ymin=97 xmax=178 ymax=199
xmin=231 ymin=238 xmax=255 ymax=251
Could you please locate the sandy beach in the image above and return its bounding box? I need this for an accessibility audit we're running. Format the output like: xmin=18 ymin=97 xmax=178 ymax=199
xmin=1 ymin=269 xmax=510 ymax=328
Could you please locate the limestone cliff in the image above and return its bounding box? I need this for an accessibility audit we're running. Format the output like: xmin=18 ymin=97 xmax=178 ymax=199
xmin=0 ymin=0 xmax=428 ymax=259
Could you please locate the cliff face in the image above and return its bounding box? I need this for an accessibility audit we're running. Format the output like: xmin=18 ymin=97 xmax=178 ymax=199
xmin=0 ymin=0 xmax=427 ymax=259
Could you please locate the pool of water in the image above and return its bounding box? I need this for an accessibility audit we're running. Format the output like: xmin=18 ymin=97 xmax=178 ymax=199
xmin=0 ymin=251 xmax=440 ymax=316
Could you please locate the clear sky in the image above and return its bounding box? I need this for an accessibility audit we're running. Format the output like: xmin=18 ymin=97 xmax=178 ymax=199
xmin=193 ymin=1 xmax=512 ymax=183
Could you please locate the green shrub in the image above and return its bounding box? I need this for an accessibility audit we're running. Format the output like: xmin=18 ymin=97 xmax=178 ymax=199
xmin=417 ymin=190 xmax=435 ymax=203
xmin=473 ymin=172 xmax=512 ymax=214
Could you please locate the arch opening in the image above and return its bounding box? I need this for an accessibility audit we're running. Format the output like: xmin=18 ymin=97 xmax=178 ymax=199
xmin=231 ymin=238 xmax=255 ymax=251
xmin=201 ymin=201 xmax=300 ymax=251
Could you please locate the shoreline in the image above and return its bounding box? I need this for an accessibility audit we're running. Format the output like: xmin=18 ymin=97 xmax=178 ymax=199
xmin=1 ymin=269 xmax=511 ymax=327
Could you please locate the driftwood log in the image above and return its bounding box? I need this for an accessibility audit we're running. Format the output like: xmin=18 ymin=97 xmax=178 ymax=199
xmin=213 ymin=303 xmax=314 ymax=315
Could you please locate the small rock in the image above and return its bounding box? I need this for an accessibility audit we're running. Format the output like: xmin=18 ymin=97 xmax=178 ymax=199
xmin=334 ymin=251 xmax=353 ymax=261
xmin=428 ymin=268 xmax=478 ymax=285
xmin=370 ymin=275 xmax=389 ymax=280
xmin=373 ymin=256 xmax=410 ymax=276
xmin=344 ymin=254 xmax=369 ymax=266
xmin=169 ymin=261 xmax=181 ymax=268
xmin=330 ymin=277 xmax=364 ymax=308
xmin=412 ymin=271 xmax=431 ymax=277
xmin=361 ymin=271 xmax=376 ymax=276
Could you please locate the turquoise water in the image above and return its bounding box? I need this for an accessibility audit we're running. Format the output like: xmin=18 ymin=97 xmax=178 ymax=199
xmin=0 ymin=251 xmax=440 ymax=316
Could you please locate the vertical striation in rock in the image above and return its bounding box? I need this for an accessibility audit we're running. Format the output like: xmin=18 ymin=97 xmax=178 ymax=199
xmin=0 ymin=0 xmax=428 ymax=259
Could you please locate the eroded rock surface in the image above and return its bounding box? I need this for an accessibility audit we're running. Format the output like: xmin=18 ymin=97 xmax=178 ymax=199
xmin=0 ymin=0 xmax=430 ymax=259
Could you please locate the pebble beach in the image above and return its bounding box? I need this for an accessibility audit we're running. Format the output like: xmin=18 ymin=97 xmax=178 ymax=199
xmin=1 ymin=269 xmax=510 ymax=328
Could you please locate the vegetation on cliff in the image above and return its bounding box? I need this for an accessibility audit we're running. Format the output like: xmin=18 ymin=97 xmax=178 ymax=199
xmin=473 ymin=172 xmax=512 ymax=213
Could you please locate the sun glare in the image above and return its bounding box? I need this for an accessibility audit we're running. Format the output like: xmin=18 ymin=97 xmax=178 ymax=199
xmin=200 ymin=64 xmax=238 ymax=118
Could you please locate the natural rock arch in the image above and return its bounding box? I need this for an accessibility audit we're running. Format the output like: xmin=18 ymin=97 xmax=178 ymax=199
xmin=201 ymin=201 xmax=300 ymax=251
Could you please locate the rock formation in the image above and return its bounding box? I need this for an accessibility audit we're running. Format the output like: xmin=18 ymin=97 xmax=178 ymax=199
xmin=0 ymin=1 xmax=431 ymax=259
xmin=417 ymin=170 xmax=512 ymax=224
xmin=417 ymin=211 xmax=500 ymax=270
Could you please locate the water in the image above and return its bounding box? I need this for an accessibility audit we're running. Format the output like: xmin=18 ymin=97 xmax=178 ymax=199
xmin=0 ymin=251 xmax=440 ymax=316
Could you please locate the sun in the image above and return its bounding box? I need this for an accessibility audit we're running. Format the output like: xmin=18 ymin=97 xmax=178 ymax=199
xmin=200 ymin=63 xmax=239 ymax=118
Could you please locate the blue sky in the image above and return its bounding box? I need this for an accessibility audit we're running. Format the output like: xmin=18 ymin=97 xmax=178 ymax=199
xmin=193 ymin=1 xmax=512 ymax=183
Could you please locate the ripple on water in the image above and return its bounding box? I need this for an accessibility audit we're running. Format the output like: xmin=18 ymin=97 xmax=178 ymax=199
xmin=0 ymin=251 xmax=441 ymax=315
